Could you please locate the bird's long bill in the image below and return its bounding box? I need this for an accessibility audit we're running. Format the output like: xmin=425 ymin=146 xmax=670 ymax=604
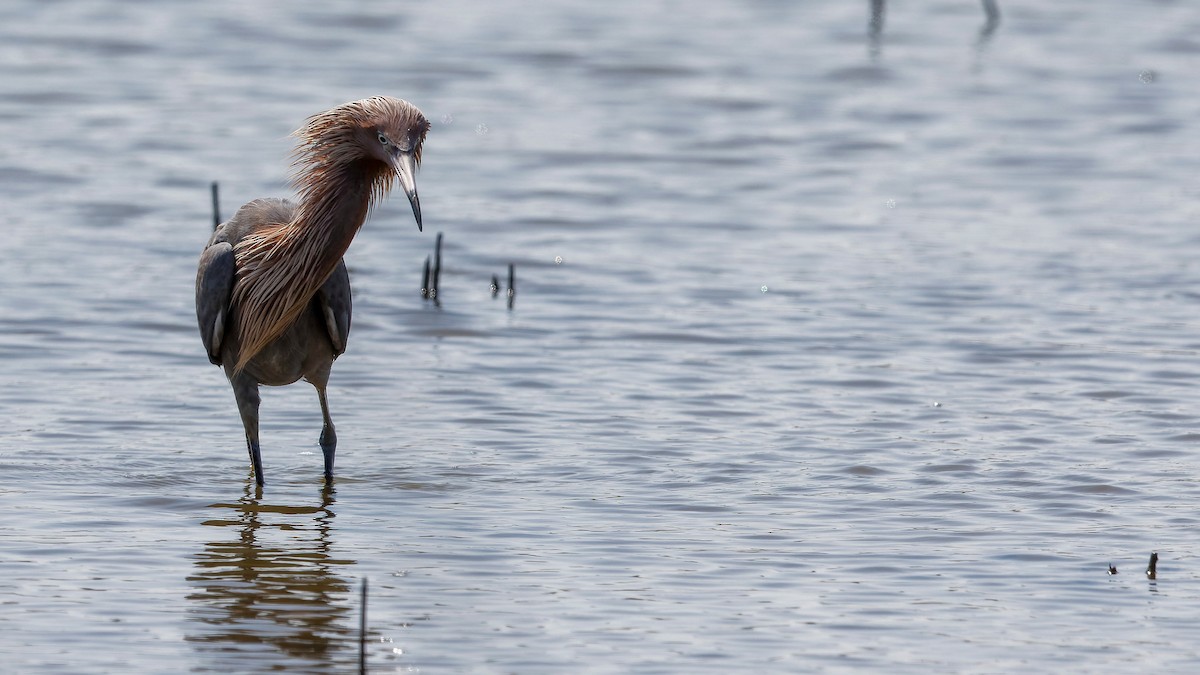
xmin=394 ymin=152 xmax=422 ymax=232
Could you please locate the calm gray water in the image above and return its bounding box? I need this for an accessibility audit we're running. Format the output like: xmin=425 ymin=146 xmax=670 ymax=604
xmin=3 ymin=0 xmax=1200 ymax=672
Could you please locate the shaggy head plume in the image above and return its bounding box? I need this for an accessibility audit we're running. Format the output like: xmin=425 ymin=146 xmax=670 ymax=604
xmin=230 ymin=97 xmax=429 ymax=371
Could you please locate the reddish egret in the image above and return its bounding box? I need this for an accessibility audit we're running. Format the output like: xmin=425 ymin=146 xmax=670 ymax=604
xmin=196 ymin=96 xmax=429 ymax=485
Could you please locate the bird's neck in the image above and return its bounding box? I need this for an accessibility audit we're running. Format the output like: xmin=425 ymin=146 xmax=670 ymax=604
xmin=292 ymin=160 xmax=380 ymax=274
xmin=229 ymin=158 xmax=388 ymax=372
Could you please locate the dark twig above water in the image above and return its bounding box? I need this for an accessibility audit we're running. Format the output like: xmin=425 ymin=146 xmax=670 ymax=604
xmin=432 ymin=232 xmax=443 ymax=300
xmin=977 ymin=0 xmax=1001 ymax=49
xmin=868 ymin=0 xmax=885 ymax=61
xmin=507 ymin=263 xmax=515 ymax=310
xmin=979 ymin=0 xmax=1001 ymax=39
xmin=413 ymin=232 xmax=518 ymax=310
xmin=419 ymin=233 xmax=444 ymax=305
xmin=359 ymin=577 xmax=368 ymax=674
xmin=211 ymin=181 xmax=221 ymax=230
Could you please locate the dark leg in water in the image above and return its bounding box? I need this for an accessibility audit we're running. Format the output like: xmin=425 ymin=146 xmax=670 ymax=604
xmin=310 ymin=365 xmax=337 ymax=482
xmin=230 ymin=371 xmax=265 ymax=486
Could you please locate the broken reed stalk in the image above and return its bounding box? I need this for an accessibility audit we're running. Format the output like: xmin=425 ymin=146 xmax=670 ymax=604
xmin=507 ymin=263 xmax=515 ymax=310
xmin=211 ymin=181 xmax=221 ymax=230
xmin=432 ymin=232 xmax=443 ymax=300
xmin=359 ymin=577 xmax=368 ymax=674
xmin=415 ymin=233 xmax=520 ymax=309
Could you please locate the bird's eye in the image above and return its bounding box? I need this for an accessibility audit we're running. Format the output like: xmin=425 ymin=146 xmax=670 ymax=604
xmin=377 ymin=133 xmax=389 ymax=145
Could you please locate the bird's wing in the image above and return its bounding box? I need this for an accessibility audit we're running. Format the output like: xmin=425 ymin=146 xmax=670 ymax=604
xmin=196 ymin=241 xmax=236 ymax=365
xmin=316 ymin=259 xmax=352 ymax=357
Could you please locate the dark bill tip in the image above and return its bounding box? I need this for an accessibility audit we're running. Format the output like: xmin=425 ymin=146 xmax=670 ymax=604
xmin=409 ymin=191 xmax=422 ymax=232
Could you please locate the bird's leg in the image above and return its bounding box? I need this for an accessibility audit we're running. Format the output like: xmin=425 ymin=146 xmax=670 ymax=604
xmin=317 ymin=385 xmax=337 ymax=483
xmin=229 ymin=372 xmax=265 ymax=486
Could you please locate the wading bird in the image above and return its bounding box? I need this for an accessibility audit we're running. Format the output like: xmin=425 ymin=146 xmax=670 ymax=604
xmin=196 ymin=96 xmax=429 ymax=485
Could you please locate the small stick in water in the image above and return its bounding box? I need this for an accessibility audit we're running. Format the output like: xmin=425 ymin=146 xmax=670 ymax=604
xmin=868 ymin=0 xmax=885 ymax=60
xmin=1146 ymin=552 xmax=1158 ymax=580
xmin=211 ymin=181 xmax=221 ymax=230
xmin=977 ymin=0 xmax=1001 ymax=49
xmin=506 ymin=263 xmax=515 ymax=310
xmin=359 ymin=577 xmax=368 ymax=674
xmin=490 ymin=274 xmax=500 ymax=297
xmin=421 ymin=256 xmax=431 ymax=298
xmin=431 ymin=232 xmax=443 ymax=301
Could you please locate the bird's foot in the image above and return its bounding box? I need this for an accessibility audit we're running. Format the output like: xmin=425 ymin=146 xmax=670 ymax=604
xmin=320 ymin=424 xmax=337 ymax=482
xmin=247 ymin=438 xmax=265 ymax=486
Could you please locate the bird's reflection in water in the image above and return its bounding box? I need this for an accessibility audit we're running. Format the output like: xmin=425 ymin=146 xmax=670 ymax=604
xmin=187 ymin=483 xmax=358 ymax=671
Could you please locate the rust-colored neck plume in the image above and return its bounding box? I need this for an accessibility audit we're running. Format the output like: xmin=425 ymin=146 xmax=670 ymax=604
xmin=229 ymin=97 xmax=427 ymax=371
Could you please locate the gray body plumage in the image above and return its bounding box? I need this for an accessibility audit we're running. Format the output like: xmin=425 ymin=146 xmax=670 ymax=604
xmin=196 ymin=198 xmax=351 ymax=485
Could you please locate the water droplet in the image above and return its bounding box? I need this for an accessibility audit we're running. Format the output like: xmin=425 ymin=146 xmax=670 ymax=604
xmin=440 ymin=113 xmax=454 ymax=125
xmin=885 ymin=198 xmax=896 ymax=209
xmin=760 ymin=285 xmax=768 ymax=293
xmin=1139 ymin=70 xmax=1157 ymax=84
xmin=475 ymin=123 xmax=489 ymax=135
xmin=554 ymin=255 xmax=563 ymax=265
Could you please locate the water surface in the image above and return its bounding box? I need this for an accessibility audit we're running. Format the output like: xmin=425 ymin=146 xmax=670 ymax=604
xmin=3 ymin=1 xmax=1200 ymax=672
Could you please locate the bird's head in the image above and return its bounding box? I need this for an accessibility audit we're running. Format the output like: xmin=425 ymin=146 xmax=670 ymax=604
xmin=294 ymin=96 xmax=431 ymax=231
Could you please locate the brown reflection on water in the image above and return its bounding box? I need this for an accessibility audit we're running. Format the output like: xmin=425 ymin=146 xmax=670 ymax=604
xmin=186 ymin=483 xmax=357 ymax=671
